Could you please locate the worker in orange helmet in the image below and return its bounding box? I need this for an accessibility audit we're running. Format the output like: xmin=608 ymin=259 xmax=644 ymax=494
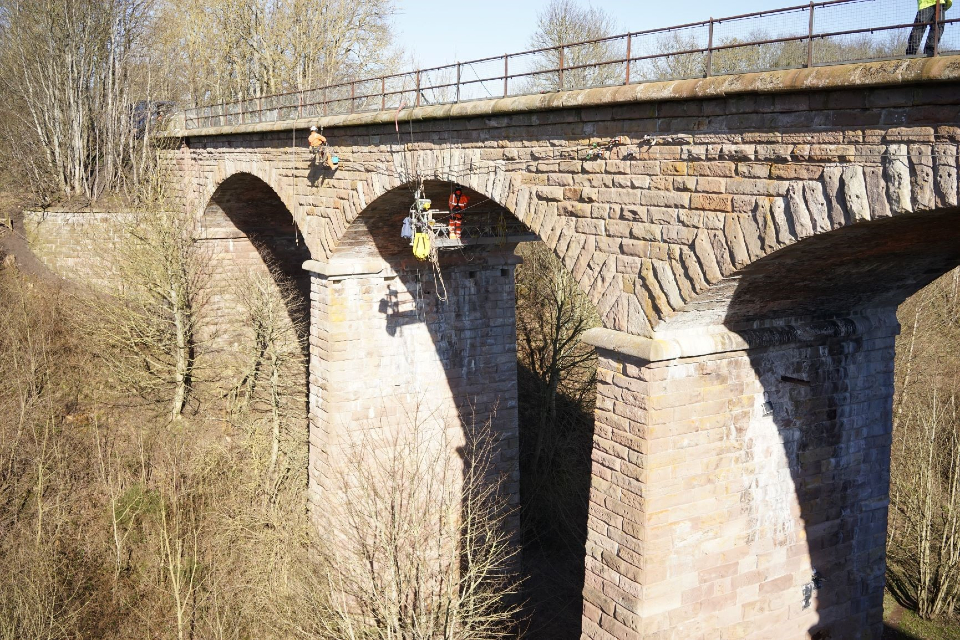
xmin=448 ymin=185 xmax=469 ymax=240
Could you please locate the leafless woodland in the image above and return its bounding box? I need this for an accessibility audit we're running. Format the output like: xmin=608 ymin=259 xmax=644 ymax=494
xmin=0 ymin=0 xmax=957 ymax=636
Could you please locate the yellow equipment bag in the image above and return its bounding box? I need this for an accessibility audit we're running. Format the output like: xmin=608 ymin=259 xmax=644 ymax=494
xmin=412 ymin=232 xmax=431 ymax=260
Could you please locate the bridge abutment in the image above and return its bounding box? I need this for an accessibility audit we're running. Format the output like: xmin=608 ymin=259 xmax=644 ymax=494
xmin=582 ymin=311 xmax=897 ymax=639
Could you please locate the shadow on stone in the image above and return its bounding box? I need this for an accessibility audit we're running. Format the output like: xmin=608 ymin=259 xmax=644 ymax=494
xmin=517 ymin=361 xmax=593 ymax=640
xmin=881 ymin=623 xmax=924 ymax=640
xmin=202 ymin=172 xmax=313 ymax=336
xmin=721 ymin=209 xmax=960 ymax=637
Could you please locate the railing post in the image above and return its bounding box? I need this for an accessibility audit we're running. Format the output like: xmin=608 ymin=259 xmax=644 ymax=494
xmin=625 ymin=33 xmax=632 ymax=85
xmin=298 ymin=91 xmax=303 ymax=119
xmin=935 ymin=0 xmax=942 ymax=57
xmin=807 ymin=1 xmax=815 ymax=68
xmin=415 ymin=70 xmax=421 ymax=107
xmin=504 ymin=54 xmax=509 ymax=97
xmin=559 ymin=46 xmax=565 ymax=90
xmin=382 ymin=77 xmax=386 ymax=111
xmin=456 ymin=63 xmax=461 ymax=103
xmin=705 ymin=18 xmax=714 ymax=77
xmin=323 ymin=87 xmax=327 ymax=117
xmin=257 ymin=96 xmax=262 ymax=123
xmin=350 ymin=81 xmax=356 ymax=113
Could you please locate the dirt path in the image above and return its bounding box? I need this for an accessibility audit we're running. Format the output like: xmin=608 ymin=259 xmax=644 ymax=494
xmin=0 ymin=204 xmax=64 ymax=283
xmin=887 ymin=600 xmax=906 ymax=628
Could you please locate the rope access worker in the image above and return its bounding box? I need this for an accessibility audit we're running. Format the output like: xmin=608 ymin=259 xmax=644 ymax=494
xmin=907 ymin=0 xmax=952 ymax=57
xmin=448 ymin=185 xmax=469 ymax=240
xmin=308 ymin=125 xmax=336 ymax=169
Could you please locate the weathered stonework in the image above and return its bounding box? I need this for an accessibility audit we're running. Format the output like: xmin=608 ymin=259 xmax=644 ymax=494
xmin=307 ymin=254 xmax=521 ymax=513
xmin=153 ymin=55 xmax=960 ymax=639
xmin=23 ymin=209 xmax=130 ymax=288
xmin=160 ymin=56 xmax=960 ymax=338
xmin=583 ymin=312 xmax=897 ymax=640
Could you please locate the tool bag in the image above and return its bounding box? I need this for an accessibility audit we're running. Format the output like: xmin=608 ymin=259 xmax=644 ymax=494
xmin=412 ymin=232 xmax=431 ymax=260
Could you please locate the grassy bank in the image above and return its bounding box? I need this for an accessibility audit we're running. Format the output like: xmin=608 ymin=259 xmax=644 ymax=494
xmin=885 ymin=593 xmax=960 ymax=640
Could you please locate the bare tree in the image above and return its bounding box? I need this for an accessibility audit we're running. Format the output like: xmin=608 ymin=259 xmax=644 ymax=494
xmin=0 ymin=267 xmax=110 ymax=640
xmin=644 ymin=29 xmax=907 ymax=83
xmin=87 ymin=201 xmax=210 ymax=419
xmin=514 ymin=241 xmax=598 ymax=572
xmin=526 ymin=0 xmax=622 ymax=92
xmin=229 ymin=263 xmax=308 ymax=499
xmin=889 ymin=269 xmax=960 ymax=620
xmin=281 ymin=417 xmax=521 ymax=639
xmin=0 ymin=0 xmax=156 ymax=201
xmin=152 ymin=0 xmax=399 ymax=107
xmin=516 ymin=242 xmax=598 ymax=480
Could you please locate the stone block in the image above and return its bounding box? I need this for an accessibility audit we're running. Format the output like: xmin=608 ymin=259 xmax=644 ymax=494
xmin=691 ymin=193 xmax=733 ymax=213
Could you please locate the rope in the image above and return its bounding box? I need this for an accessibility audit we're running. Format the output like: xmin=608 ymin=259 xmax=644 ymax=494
xmin=292 ymin=123 xmax=299 ymax=245
xmin=429 ymin=241 xmax=448 ymax=303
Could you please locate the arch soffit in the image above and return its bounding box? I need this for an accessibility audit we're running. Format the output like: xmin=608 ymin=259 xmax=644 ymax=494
xmin=344 ymin=152 xmax=629 ymax=333
xmin=196 ymin=163 xmax=313 ymax=251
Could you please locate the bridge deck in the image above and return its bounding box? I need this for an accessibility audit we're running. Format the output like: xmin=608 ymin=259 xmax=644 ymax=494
xmin=176 ymin=0 xmax=960 ymax=132
xmin=163 ymin=55 xmax=960 ymax=138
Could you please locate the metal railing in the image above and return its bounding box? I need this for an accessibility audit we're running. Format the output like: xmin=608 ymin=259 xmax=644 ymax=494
xmin=182 ymin=0 xmax=958 ymax=130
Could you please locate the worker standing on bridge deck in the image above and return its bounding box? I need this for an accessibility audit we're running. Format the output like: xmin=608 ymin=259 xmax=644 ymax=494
xmin=448 ymin=185 xmax=468 ymax=240
xmin=907 ymin=0 xmax=951 ymax=57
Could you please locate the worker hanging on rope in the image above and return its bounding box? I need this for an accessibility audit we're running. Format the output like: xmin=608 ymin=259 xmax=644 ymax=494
xmin=448 ymin=184 xmax=469 ymax=240
xmin=308 ymin=125 xmax=326 ymax=161
xmin=308 ymin=125 xmax=338 ymax=170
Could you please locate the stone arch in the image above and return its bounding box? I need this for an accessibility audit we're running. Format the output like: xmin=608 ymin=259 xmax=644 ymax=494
xmin=605 ymin=141 xmax=959 ymax=338
xmin=198 ymin=171 xmax=313 ymax=348
xmin=339 ymin=148 xmax=619 ymax=327
xmin=652 ymin=145 xmax=960 ymax=333
xmin=178 ymin=144 xmax=323 ymax=261
xmin=579 ymin=201 xmax=960 ymax=639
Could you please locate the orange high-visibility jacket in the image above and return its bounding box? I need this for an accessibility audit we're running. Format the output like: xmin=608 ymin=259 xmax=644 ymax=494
xmin=448 ymin=192 xmax=469 ymax=211
xmin=308 ymin=131 xmax=326 ymax=147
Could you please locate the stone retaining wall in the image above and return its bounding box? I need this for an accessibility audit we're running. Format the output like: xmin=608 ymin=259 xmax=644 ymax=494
xmin=23 ymin=209 xmax=130 ymax=289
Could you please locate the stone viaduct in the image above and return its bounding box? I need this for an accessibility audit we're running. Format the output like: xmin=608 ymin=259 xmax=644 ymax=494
xmin=159 ymin=56 xmax=960 ymax=639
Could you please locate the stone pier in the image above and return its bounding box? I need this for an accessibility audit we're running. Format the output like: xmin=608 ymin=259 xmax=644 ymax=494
xmin=582 ymin=312 xmax=897 ymax=639
xmin=305 ymin=252 xmax=522 ymax=511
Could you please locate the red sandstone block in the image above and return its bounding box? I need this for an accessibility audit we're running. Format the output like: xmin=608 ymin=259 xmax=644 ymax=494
xmin=599 ymin=612 xmax=642 ymax=640
xmin=610 ymin=473 xmax=645 ymax=504
xmin=584 ymin=601 xmax=603 ymax=624
xmin=640 ymin=190 xmax=690 ymax=208
xmin=757 ymin=574 xmax=795 ymax=597
xmin=689 ymin=161 xmax=736 ymax=177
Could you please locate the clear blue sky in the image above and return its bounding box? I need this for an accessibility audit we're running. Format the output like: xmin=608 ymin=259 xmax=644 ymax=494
xmin=393 ymin=0 xmax=786 ymax=69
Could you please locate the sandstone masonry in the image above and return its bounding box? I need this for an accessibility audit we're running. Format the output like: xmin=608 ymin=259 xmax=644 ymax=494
xmin=154 ymin=56 xmax=960 ymax=639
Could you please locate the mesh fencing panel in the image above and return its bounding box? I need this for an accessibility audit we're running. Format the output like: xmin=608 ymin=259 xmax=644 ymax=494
xmin=183 ymin=0 xmax=959 ymax=129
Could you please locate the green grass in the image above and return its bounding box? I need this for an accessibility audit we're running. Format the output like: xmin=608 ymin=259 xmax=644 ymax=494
xmin=884 ymin=593 xmax=960 ymax=640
